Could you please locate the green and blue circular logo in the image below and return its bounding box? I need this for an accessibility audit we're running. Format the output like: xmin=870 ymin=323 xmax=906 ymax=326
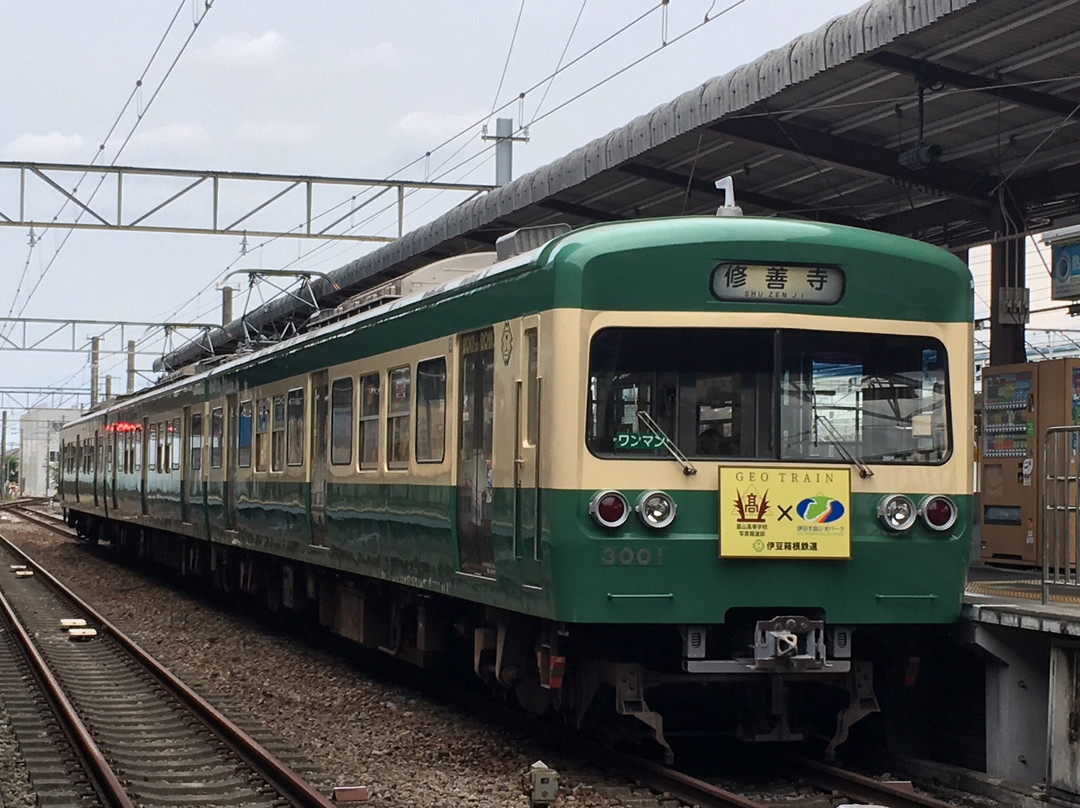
xmin=796 ymin=497 xmax=845 ymax=523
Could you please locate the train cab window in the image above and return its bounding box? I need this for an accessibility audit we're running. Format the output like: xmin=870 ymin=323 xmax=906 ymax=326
xmin=330 ymin=378 xmax=354 ymax=466
xmin=210 ymin=407 xmax=224 ymax=469
xmin=272 ymin=395 xmax=286 ymax=471
xmin=255 ymin=399 xmax=270 ymax=472
xmin=237 ymin=400 xmax=253 ymax=468
xmin=587 ymin=327 xmax=950 ymax=464
xmin=416 ymin=358 xmax=446 ymax=463
xmin=779 ymin=332 xmax=950 ymax=463
xmin=388 ymin=366 xmax=411 ymax=469
xmin=359 ymin=373 xmax=380 ymax=470
xmin=190 ymin=412 xmax=203 ymax=472
xmin=286 ymin=388 xmax=305 ymax=467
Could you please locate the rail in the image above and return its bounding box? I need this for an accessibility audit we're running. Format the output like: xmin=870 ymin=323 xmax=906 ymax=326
xmin=0 ymin=532 xmax=337 ymax=808
xmin=1042 ymin=426 xmax=1080 ymax=603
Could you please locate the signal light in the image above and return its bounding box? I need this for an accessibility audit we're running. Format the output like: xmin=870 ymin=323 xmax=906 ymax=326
xmin=877 ymin=494 xmax=917 ymax=532
xmin=636 ymin=490 xmax=676 ymax=529
xmin=589 ymin=490 xmax=629 ymax=528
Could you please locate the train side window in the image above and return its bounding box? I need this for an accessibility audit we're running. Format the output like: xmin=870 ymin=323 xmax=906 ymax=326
xmin=526 ymin=329 xmax=539 ymax=446
xmin=238 ymin=400 xmax=253 ymax=468
xmin=171 ymin=418 xmax=181 ymax=471
xmin=359 ymin=373 xmax=380 ymax=470
xmin=416 ymin=357 xmax=446 ymax=463
xmin=330 ymin=377 xmax=354 ymax=466
xmin=134 ymin=426 xmax=142 ymax=471
xmin=190 ymin=412 xmax=203 ymax=471
xmin=157 ymin=422 xmax=165 ymax=472
xmin=255 ymin=399 xmax=269 ymax=472
xmin=272 ymin=395 xmax=286 ymax=471
xmin=210 ymin=407 xmax=224 ymax=469
xmin=388 ymin=366 xmax=411 ymax=469
xmin=286 ymin=388 xmax=305 ymax=467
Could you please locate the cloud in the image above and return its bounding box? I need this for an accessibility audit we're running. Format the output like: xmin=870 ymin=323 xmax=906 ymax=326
xmin=3 ymin=131 xmax=87 ymax=161
xmin=232 ymin=120 xmax=319 ymax=146
xmin=129 ymin=122 xmax=212 ymax=155
xmin=341 ymin=42 xmax=399 ymax=70
xmin=198 ymin=31 xmax=291 ymax=69
xmin=394 ymin=110 xmax=484 ymax=145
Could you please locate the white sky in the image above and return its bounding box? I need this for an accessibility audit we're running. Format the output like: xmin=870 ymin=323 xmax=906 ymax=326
xmin=3 ymin=0 xmax=1072 ymax=447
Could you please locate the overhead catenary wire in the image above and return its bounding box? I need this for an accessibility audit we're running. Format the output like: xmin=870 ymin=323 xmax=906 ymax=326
xmin=2 ymin=1 xmax=216 ymax=344
xmin=488 ymin=0 xmax=528 ymax=126
xmin=40 ymin=5 xmax=1080 ymax=399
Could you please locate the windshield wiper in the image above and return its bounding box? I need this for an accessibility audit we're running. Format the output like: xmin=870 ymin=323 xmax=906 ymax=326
xmin=815 ymin=414 xmax=874 ymax=478
xmin=636 ymin=410 xmax=697 ymax=476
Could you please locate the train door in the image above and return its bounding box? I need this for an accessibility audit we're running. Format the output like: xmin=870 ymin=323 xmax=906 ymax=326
xmin=180 ymin=406 xmax=190 ymax=524
xmin=225 ymin=394 xmax=237 ymax=530
xmin=108 ymin=422 xmax=117 ymax=513
xmin=457 ymin=327 xmax=495 ymax=575
xmin=73 ymin=438 xmax=80 ymax=503
xmin=514 ymin=321 xmax=543 ymax=585
xmin=141 ymin=417 xmax=149 ymax=515
xmin=310 ymin=371 xmax=329 ymax=547
xmin=185 ymin=407 xmax=207 ymax=536
xmin=93 ymin=430 xmax=101 ymax=508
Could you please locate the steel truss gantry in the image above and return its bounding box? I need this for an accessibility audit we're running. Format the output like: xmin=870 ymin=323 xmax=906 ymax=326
xmin=0 ymin=161 xmax=494 ymax=242
xmin=0 ymin=317 xmax=214 ymax=355
xmin=0 ymin=387 xmax=89 ymax=410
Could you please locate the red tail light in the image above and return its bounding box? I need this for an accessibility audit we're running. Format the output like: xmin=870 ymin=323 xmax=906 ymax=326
xmin=589 ymin=490 xmax=629 ymax=528
xmin=920 ymin=495 xmax=958 ymax=531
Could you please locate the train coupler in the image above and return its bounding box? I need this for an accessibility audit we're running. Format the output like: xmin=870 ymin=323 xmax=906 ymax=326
xmin=753 ymin=615 xmax=827 ymax=671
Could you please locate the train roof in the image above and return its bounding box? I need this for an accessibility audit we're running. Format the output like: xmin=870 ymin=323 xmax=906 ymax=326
xmin=70 ymin=217 xmax=971 ymax=429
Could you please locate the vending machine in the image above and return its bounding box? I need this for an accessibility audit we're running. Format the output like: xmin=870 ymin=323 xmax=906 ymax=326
xmin=980 ymin=358 xmax=1080 ymax=566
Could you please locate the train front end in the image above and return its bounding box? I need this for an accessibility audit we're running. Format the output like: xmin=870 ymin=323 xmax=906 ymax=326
xmin=537 ymin=216 xmax=973 ymax=755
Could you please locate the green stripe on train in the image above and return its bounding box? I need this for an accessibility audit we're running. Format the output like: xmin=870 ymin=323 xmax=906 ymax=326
xmin=191 ymin=480 xmax=970 ymax=626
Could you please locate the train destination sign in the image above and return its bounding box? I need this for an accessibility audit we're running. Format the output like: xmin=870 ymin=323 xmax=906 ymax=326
xmin=718 ymin=467 xmax=851 ymax=559
xmin=711 ymin=262 xmax=844 ymax=304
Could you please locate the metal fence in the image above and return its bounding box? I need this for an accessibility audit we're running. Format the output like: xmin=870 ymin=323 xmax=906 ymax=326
xmin=1043 ymin=426 xmax=1080 ymax=603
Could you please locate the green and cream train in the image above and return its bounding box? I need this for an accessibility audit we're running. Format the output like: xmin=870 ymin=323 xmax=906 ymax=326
xmin=60 ymin=215 xmax=973 ymax=756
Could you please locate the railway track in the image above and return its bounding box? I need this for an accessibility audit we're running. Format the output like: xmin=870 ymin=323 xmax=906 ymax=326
xmin=0 ymin=530 xmax=336 ymax=808
xmin=0 ymin=498 xmax=71 ymax=536
xmin=0 ymin=507 xmax=991 ymax=808
xmin=578 ymin=744 xmax=973 ymax=808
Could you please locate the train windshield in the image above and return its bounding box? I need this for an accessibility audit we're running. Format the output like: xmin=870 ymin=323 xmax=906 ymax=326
xmin=587 ymin=327 xmax=950 ymax=464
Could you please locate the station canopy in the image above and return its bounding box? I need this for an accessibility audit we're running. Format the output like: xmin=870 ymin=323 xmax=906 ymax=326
xmin=158 ymin=0 xmax=1080 ymax=372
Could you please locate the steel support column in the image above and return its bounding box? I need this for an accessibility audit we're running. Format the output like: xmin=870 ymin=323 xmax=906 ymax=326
xmin=989 ymin=198 xmax=1028 ymax=365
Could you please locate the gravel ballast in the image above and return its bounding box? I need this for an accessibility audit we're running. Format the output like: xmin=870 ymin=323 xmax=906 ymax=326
xmin=0 ymin=511 xmax=628 ymax=808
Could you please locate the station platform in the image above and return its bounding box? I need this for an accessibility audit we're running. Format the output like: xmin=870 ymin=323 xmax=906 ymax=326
xmin=957 ymin=563 xmax=1080 ymax=800
xmin=965 ymin=564 xmax=1080 ymax=632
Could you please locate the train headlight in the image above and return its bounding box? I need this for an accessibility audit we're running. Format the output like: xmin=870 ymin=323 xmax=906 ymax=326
xmin=920 ymin=495 xmax=958 ymax=532
xmin=877 ymin=494 xmax=917 ymax=532
xmin=589 ymin=490 xmax=630 ymax=528
xmin=636 ymin=490 xmax=677 ymax=529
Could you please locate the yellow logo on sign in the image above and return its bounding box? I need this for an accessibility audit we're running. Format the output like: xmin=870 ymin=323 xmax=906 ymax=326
xmin=718 ymin=467 xmax=851 ymax=559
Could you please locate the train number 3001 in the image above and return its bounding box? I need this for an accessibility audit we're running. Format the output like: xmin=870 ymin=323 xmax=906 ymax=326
xmin=600 ymin=547 xmax=665 ymax=566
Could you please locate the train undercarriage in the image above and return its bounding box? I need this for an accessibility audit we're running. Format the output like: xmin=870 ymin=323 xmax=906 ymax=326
xmin=67 ymin=510 xmax=879 ymax=762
